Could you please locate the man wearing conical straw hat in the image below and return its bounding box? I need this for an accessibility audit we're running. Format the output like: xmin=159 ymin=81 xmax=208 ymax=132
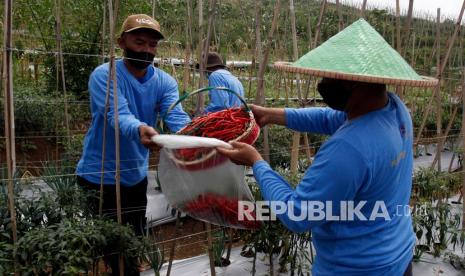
xmin=218 ymin=19 xmax=437 ymax=275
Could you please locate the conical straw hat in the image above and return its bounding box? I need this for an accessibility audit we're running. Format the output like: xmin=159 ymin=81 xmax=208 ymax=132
xmin=274 ymin=19 xmax=438 ymax=87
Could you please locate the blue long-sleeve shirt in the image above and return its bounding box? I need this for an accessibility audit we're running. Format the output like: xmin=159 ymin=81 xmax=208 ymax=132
xmin=253 ymin=93 xmax=414 ymax=275
xmin=76 ymin=60 xmax=190 ymax=186
xmin=204 ymin=69 xmax=244 ymax=113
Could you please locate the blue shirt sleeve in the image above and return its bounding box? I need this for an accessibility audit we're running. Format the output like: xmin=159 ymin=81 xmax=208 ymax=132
xmin=204 ymin=73 xmax=231 ymax=113
xmin=89 ymin=67 xmax=146 ymax=141
xmin=285 ymin=107 xmax=347 ymax=135
xmin=252 ymin=138 xmax=369 ymax=232
xmin=158 ymin=75 xmax=191 ymax=132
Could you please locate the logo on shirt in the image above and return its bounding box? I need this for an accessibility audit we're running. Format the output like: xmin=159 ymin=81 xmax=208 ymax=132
xmin=391 ymin=151 xmax=406 ymax=167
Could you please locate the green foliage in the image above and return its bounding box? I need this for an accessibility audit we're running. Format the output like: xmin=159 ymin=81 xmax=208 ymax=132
xmin=0 ymin=84 xmax=89 ymax=134
xmin=239 ymin=173 xmax=311 ymax=275
xmin=413 ymin=168 xmax=462 ymax=201
xmin=411 ymin=168 xmax=465 ymax=261
xmin=212 ymin=230 xmax=227 ymax=266
xmin=0 ymin=163 xmax=148 ymax=275
xmin=15 ymin=218 xmax=144 ymax=275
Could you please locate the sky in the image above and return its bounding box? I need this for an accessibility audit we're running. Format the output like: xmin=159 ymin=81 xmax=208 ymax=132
xmin=332 ymin=0 xmax=464 ymax=20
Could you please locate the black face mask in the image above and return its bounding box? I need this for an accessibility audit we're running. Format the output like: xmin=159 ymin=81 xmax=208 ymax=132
xmin=317 ymin=79 xmax=353 ymax=111
xmin=124 ymin=48 xmax=155 ymax=70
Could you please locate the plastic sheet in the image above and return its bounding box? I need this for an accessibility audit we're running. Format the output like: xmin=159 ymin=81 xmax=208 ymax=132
xmin=154 ymin=135 xmax=261 ymax=229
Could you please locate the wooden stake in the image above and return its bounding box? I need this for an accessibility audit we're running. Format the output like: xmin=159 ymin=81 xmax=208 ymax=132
xmin=196 ymin=0 xmax=205 ymax=111
xmin=255 ymin=0 xmax=281 ymax=162
xmin=152 ymin=0 xmax=156 ymax=18
xmin=182 ymin=0 xmax=193 ymax=93
xmin=360 ymin=0 xmax=368 ymax=18
xmin=166 ymin=212 xmax=182 ymax=276
xmin=335 ymin=0 xmax=344 ymax=31
xmin=401 ymin=0 xmax=414 ymax=57
xmin=395 ymin=0 xmax=403 ymax=98
xmin=206 ymin=223 xmax=216 ymax=276
xmin=434 ymin=8 xmax=442 ymax=171
xmin=313 ymin=0 xmax=326 ymax=49
xmin=290 ymin=0 xmax=302 ymax=176
xmin=3 ymin=0 xmax=18 ymax=251
xmin=414 ymin=0 xmax=465 ymax=147
xmin=55 ymin=0 xmax=71 ymax=149
xmin=307 ymin=0 xmax=313 ymax=49
xmin=107 ymin=0 xmax=123 ymax=274
xmin=462 ymin=69 xmax=465 ymax=228
xmin=101 ymin=1 xmax=106 ymax=64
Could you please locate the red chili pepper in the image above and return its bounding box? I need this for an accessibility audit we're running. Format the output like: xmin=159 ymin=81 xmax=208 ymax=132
xmin=175 ymin=108 xmax=258 ymax=163
xmin=183 ymin=193 xmax=261 ymax=229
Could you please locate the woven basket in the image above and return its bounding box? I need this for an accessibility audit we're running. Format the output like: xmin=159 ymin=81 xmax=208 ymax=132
xmin=161 ymin=87 xmax=260 ymax=171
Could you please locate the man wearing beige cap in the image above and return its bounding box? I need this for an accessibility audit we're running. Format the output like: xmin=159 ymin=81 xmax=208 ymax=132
xmin=76 ymin=14 xmax=190 ymax=275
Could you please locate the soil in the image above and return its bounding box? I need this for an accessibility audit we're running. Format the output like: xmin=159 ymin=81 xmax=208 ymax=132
xmin=149 ymin=216 xmax=244 ymax=260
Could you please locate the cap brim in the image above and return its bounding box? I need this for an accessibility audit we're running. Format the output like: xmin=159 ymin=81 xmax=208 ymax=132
xmin=273 ymin=62 xmax=439 ymax=88
xmin=123 ymin=26 xmax=164 ymax=40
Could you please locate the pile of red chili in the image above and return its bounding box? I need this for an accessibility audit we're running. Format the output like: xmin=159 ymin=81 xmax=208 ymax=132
xmin=183 ymin=193 xmax=262 ymax=229
xmin=179 ymin=108 xmax=251 ymax=141
xmin=175 ymin=108 xmax=254 ymax=162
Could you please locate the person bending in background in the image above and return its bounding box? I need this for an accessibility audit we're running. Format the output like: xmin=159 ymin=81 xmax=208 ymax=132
xmin=76 ymin=14 xmax=190 ymax=275
xmin=203 ymin=52 xmax=245 ymax=113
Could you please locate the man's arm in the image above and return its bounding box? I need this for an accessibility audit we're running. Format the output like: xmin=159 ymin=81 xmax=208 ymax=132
xmin=159 ymin=76 xmax=191 ymax=132
xmin=253 ymin=139 xmax=368 ymax=232
xmin=249 ymin=105 xmax=346 ymax=135
xmin=285 ymin=107 xmax=347 ymax=135
xmin=89 ymin=68 xmax=146 ymax=141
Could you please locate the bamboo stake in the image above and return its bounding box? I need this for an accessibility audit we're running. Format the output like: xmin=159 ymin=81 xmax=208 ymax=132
xmin=395 ymin=0 xmax=403 ymax=98
xmin=313 ymin=0 xmax=326 ymax=49
xmin=360 ymin=0 xmax=367 ymax=18
xmin=307 ymin=0 xmax=313 ymax=50
xmin=401 ymin=0 xmax=414 ymax=57
xmin=396 ymin=0 xmax=402 ymax=53
xmin=249 ymin=0 xmax=262 ymax=100
xmin=201 ymin=4 xmax=218 ymax=273
xmin=434 ymin=9 xmax=442 ymax=171
xmin=431 ymin=93 xmax=462 ymax=169
xmin=101 ymin=1 xmax=106 ymax=64
xmin=255 ymin=0 xmax=281 ymax=163
xmin=335 ymin=0 xmax=344 ymax=31
xmin=3 ymin=0 xmax=18 ymax=252
xmin=206 ymin=223 xmax=216 ymax=276
xmin=182 ymin=0 xmax=193 ymax=93
xmin=414 ymin=0 xmax=465 ymax=148
xmin=462 ymin=68 xmax=465 ymax=228
xmin=99 ymin=68 xmax=112 ymax=217
xmin=152 ymin=0 xmax=156 ymax=18
xmin=432 ymin=29 xmax=464 ymax=169
xmin=166 ymin=212 xmax=181 ymax=276
xmin=55 ymin=0 xmax=71 ymax=149
xmin=107 ymin=0 xmax=123 ymax=274
xmin=197 ymin=0 xmax=205 ymax=112
xmin=290 ymin=0 xmax=301 ymax=176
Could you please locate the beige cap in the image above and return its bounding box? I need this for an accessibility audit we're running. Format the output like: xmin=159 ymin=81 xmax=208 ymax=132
xmin=120 ymin=14 xmax=164 ymax=39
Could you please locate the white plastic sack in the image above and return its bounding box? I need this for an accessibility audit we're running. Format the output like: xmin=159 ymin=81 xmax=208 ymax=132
xmin=153 ymin=135 xmax=261 ymax=229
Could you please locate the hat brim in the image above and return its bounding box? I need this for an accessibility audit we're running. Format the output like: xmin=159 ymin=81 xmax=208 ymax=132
xmin=274 ymin=62 xmax=439 ymax=88
xmin=195 ymin=63 xmax=227 ymax=70
xmin=123 ymin=26 xmax=165 ymax=40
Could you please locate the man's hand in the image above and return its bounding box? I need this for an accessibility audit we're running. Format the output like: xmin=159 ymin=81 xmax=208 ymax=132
xmin=248 ymin=104 xmax=286 ymax=127
xmin=139 ymin=125 xmax=159 ymax=150
xmin=216 ymin=141 xmax=263 ymax=167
